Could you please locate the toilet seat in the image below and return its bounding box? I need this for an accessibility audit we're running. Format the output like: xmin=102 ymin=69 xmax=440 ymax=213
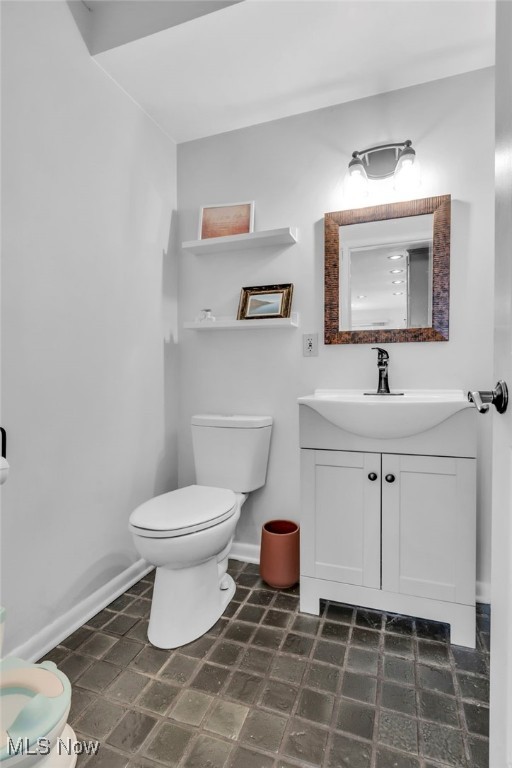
xmin=129 ymin=485 xmax=237 ymax=539
xmin=0 ymin=657 xmax=72 ymax=760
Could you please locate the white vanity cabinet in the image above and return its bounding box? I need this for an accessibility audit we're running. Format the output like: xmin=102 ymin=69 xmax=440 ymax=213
xmin=299 ymin=405 xmax=477 ymax=647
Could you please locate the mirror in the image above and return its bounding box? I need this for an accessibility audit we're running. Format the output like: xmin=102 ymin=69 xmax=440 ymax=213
xmin=325 ymin=196 xmax=450 ymax=344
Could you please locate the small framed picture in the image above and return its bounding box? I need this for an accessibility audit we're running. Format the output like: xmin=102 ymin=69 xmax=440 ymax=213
xmin=199 ymin=201 xmax=255 ymax=239
xmin=237 ymin=284 xmax=294 ymax=320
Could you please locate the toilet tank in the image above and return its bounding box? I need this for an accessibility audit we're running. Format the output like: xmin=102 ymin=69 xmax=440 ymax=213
xmin=191 ymin=415 xmax=273 ymax=492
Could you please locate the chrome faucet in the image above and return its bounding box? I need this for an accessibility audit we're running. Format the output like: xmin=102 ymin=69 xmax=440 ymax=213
xmin=372 ymin=347 xmax=391 ymax=394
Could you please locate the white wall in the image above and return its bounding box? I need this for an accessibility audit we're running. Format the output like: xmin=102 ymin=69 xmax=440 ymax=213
xmin=0 ymin=1 xmax=178 ymax=654
xmin=177 ymin=68 xmax=495 ymax=598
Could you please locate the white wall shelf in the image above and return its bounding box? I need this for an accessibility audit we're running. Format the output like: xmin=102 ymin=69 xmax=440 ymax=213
xmin=184 ymin=312 xmax=300 ymax=330
xmin=182 ymin=227 xmax=298 ymax=254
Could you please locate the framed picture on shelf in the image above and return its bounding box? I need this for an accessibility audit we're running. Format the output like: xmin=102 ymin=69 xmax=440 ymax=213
xmin=237 ymin=284 xmax=294 ymax=320
xmin=199 ymin=201 xmax=255 ymax=239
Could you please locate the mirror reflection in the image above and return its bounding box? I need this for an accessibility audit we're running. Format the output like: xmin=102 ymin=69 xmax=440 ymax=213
xmin=340 ymin=214 xmax=433 ymax=331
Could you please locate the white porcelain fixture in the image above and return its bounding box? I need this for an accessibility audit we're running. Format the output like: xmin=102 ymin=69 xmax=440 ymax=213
xmin=129 ymin=414 xmax=272 ymax=649
xmin=0 ymin=609 xmax=77 ymax=767
xmin=297 ymin=388 xmax=472 ymax=438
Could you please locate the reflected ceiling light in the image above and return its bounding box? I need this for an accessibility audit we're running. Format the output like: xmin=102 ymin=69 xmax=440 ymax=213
xmin=356 ymin=295 xmax=367 ymax=299
xmin=388 ymin=253 xmax=404 ymax=260
xmin=389 ymin=269 xmax=404 ymax=274
xmin=392 ymin=280 xmax=405 ymax=284
xmin=346 ymin=140 xmax=420 ymax=196
xmin=393 ymin=291 xmax=404 ymax=296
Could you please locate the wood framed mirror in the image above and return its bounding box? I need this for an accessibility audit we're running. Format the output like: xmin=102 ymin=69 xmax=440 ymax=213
xmin=324 ymin=195 xmax=450 ymax=344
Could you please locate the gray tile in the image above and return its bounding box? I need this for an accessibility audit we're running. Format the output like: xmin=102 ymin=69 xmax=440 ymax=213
xmin=138 ymin=680 xmax=180 ymax=714
xmin=62 ymin=627 xmax=94 ymax=651
xmin=381 ymin=681 xmax=417 ymax=716
xmin=123 ymin=598 xmax=151 ymax=617
xmin=263 ymin=609 xmax=291 ymax=629
xmin=237 ymin=572 xmax=261 ymax=588
xmin=78 ymin=632 xmax=118 ymax=659
xmin=281 ymin=632 xmax=314 ymax=657
xmin=457 ymin=671 xmax=489 ymax=703
xmin=209 ymin=641 xmax=243 ymax=667
xmin=417 ymin=640 xmax=450 ymax=666
xmin=107 ymin=669 xmax=149 ymax=703
xmin=160 ymin=654 xmax=199 ymax=684
xmin=247 ymin=589 xmax=274 ymax=606
xmin=237 ymin=604 xmax=266 ymax=623
xmin=86 ymin=609 xmax=116 ymax=630
xmin=59 ymin=654 xmax=94 ymax=683
xmin=322 ymin=621 xmax=351 ymax=643
xmin=384 ymin=634 xmax=414 ymax=657
xmin=415 ymin=619 xmax=450 ymax=643
xmin=419 ymin=721 xmax=466 ymax=767
xmin=77 ymin=660 xmax=121 ymax=692
xmin=75 ymin=697 xmax=126 ymax=738
xmin=84 ymin=746 xmax=129 ymax=768
xmin=104 ymin=639 xmax=145 ymax=667
xmin=355 ymin=608 xmax=384 ymax=630
xmin=234 ymin=585 xmax=251 ymax=602
xmin=376 ymin=747 xmax=420 ymax=768
xmin=39 ymin=646 xmax=69 ymax=665
xmin=125 ymin=618 xmax=149 ymax=642
xmin=291 ymin=614 xmax=321 ymax=635
xmin=104 ymin=614 xmax=140 ymax=636
xmin=182 ymin=734 xmax=232 ymax=768
xmin=463 ymin=701 xmax=489 ymax=737
xmin=225 ymin=671 xmax=263 ymax=704
xmin=325 ymin=603 xmax=354 ymax=624
xmin=313 ymin=640 xmax=346 ymax=666
xmin=273 ymin=594 xmax=299 ymax=612
xmin=223 ymin=621 xmax=255 ymax=643
xmin=190 ymin=662 xmax=230 ymax=694
xmin=419 ymin=689 xmax=459 ymax=726
xmin=336 ymin=698 xmax=375 ymax=740
xmin=270 ymin=654 xmax=306 ymax=684
xmin=207 ymin=618 xmax=228 ymax=638
xmin=130 ymin=646 xmax=169 ymax=674
xmin=383 ymin=655 xmax=414 ymax=684
xmin=169 ymin=690 xmax=213 ymax=726
xmin=378 ymin=711 xmax=418 ymax=753
xmin=327 ymin=732 xmax=372 ymax=768
xmin=252 ymin=626 xmax=284 ymax=650
xmin=204 ymin=699 xmax=249 ymax=739
xmin=351 ymin=627 xmax=381 ymax=649
xmin=144 ymin=722 xmax=192 ymax=766
xmin=69 ymin=687 xmax=96 ymax=724
xmin=303 ymin=661 xmax=340 ymax=692
xmin=385 ymin=615 xmax=415 ymax=636
xmin=126 ymin=580 xmax=150 ymax=596
xmin=297 ymin=687 xmax=334 ymax=725
xmin=452 ymin=646 xmax=488 ymax=675
xmin=239 ymin=647 xmax=273 ymax=674
xmin=260 ymin=679 xmax=299 ymax=714
xmin=240 ymin=709 xmax=287 ymax=752
xmin=108 ymin=594 xmax=135 ymax=611
xmin=181 ymin=634 xmax=216 ymax=659
xmin=230 ymin=746 xmax=274 ymax=768
xmin=468 ymin=735 xmax=489 ymax=768
xmin=341 ymin=671 xmax=377 ymax=705
xmin=282 ymin=719 xmax=329 ymax=766
xmin=108 ymin=710 xmax=158 ymax=753
xmin=347 ymin=647 xmax=379 ymax=676
xmin=417 ymin=664 xmax=455 ymax=695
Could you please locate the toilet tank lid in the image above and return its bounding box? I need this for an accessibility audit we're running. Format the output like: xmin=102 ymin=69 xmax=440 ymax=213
xmin=192 ymin=414 xmax=272 ymax=429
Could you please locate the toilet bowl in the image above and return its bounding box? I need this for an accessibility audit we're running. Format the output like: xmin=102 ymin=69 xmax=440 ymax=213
xmin=129 ymin=414 xmax=272 ymax=649
xmin=0 ymin=658 xmax=76 ymax=768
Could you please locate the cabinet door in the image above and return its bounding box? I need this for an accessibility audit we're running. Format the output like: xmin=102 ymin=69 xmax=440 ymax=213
xmin=302 ymin=450 xmax=381 ymax=589
xmin=381 ymin=454 xmax=476 ymax=604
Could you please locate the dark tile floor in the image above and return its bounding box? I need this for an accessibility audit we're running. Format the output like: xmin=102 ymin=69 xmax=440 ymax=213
xmin=41 ymin=561 xmax=490 ymax=768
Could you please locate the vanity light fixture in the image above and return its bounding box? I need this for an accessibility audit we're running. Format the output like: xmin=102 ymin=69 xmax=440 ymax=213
xmin=346 ymin=140 xmax=420 ymax=196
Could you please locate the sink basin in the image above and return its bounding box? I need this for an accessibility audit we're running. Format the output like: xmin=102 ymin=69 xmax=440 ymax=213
xmin=297 ymin=389 xmax=473 ymax=438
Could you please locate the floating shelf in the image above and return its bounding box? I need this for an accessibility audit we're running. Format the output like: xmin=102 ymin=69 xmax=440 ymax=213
xmin=184 ymin=312 xmax=300 ymax=331
xmin=182 ymin=227 xmax=298 ymax=255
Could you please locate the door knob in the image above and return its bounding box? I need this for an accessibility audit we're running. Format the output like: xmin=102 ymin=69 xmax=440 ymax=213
xmin=368 ymin=472 xmax=378 ymax=481
xmin=468 ymin=380 xmax=508 ymax=414
xmin=385 ymin=474 xmax=395 ymax=483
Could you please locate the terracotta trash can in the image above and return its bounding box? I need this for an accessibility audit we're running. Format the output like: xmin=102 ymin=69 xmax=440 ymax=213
xmin=260 ymin=520 xmax=300 ymax=589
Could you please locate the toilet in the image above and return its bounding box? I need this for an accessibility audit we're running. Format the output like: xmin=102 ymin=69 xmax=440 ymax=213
xmin=0 ymin=609 xmax=76 ymax=768
xmin=129 ymin=414 xmax=272 ymax=649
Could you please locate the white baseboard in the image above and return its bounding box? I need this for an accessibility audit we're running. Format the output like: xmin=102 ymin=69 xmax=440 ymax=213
xmin=230 ymin=541 xmax=259 ymax=565
xmin=476 ymin=580 xmax=491 ymax=605
xmin=7 ymin=559 xmax=152 ymax=663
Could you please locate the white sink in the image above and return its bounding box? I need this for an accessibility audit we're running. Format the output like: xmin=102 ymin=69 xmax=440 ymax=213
xmin=297 ymin=389 xmax=473 ymax=438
